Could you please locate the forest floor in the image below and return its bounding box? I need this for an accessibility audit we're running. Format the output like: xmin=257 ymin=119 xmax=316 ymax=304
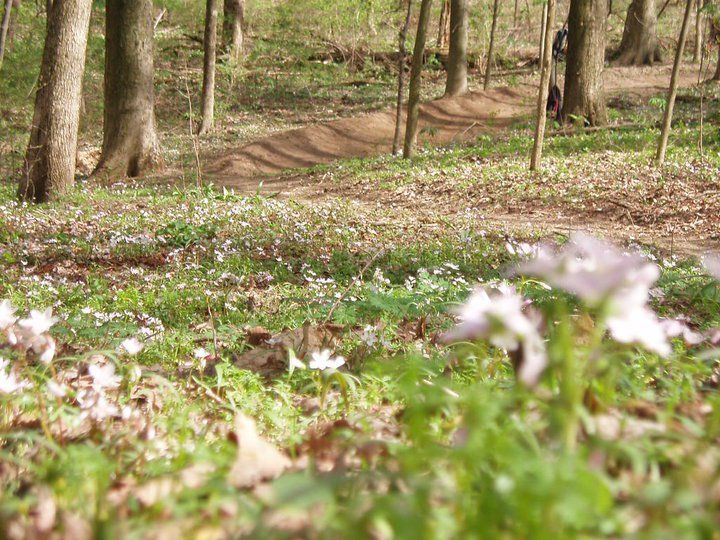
xmin=206 ymin=64 xmax=714 ymax=256
xmin=4 ymin=8 xmax=720 ymax=536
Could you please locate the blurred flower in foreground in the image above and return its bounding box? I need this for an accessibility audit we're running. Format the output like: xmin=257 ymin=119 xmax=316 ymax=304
xmin=18 ymin=308 xmax=57 ymax=337
xmin=0 ymin=301 xmax=16 ymax=330
xmin=517 ymin=234 xmax=670 ymax=357
xmin=0 ymin=359 xmax=32 ymax=394
xmin=120 ymin=338 xmax=144 ymax=356
xmin=445 ymin=283 xmax=547 ymax=387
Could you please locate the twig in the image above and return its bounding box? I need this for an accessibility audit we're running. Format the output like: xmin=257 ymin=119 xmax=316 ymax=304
xmin=153 ymin=8 xmax=167 ymax=30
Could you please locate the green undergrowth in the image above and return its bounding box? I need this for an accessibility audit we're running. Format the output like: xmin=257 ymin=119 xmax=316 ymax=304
xmin=1 ymin=176 xmax=720 ymax=537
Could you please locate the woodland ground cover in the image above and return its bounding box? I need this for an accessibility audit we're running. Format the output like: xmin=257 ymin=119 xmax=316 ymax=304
xmin=2 ymin=0 xmax=720 ymax=537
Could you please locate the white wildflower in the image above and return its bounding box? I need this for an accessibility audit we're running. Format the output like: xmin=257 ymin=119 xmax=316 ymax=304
xmin=0 ymin=367 xmax=31 ymax=395
xmin=47 ymin=380 xmax=67 ymax=398
xmin=18 ymin=308 xmax=57 ymax=337
xmin=0 ymin=300 xmax=16 ymax=330
xmin=88 ymin=363 xmax=121 ymax=391
xmin=446 ymin=284 xmax=547 ymax=386
xmin=193 ymin=347 xmax=210 ymax=360
xmin=120 ymin=337 xmax=144 ymax=356
xmin=287 ymin=349 xmax=306 ymax=372
xmin=309 ymin=349 xmax=346 ymax=371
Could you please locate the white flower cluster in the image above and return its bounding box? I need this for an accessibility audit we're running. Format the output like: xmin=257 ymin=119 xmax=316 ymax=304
xmin=1 ymin=300 xmax=58 ymax=367
xmin=447 ymin=283 xmax=547 ymax=387
xmin=289 ymin=349 xmax=346 ymax=372
xmin=0 ymin=300 xmax=144 ymax=425
xmin=448 ymin=235 xmax=720 ymax=387
xmin=518 ymin=234 xmax=671 ymax=356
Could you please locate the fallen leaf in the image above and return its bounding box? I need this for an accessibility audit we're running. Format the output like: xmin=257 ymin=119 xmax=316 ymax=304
xmin=228 ymin=414 xmax=291 ymax=489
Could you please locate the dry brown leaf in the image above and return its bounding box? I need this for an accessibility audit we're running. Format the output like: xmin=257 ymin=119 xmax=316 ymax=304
xmin=228 ymin=414 xmax=291 ymax=489
xmin=30 ymin=486 xmax=56 ymax=534
xmin=60 ymin=512 xmax=92 ymax=540
xmin=246 ymin=326 xmax=272 ymax=346
xmin=234 ymin=325 xmax=342 ymax=376
xmin=133 ymin=463 xmax=215 ymax=508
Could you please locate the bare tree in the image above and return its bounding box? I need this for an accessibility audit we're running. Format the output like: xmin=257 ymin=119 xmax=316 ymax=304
xmin=615 ymin=0 xmax=663 ymax=65
xmin=199 ymin=0 xmax=219 ymax=135
xmin=445 ymin=0 xmax=468 ymax=96
xmin=393 ymin=0 xmax=414 ymax=155
xmin=437 ymin=0 xmax=450 ymax=49
xmin=562 ymin=0 xmax=608 ymax=126
xmin=694 ymin=0 xmax=704 ymax=63
xmin=18 ymin=0 xmax=92 ymax=202
xmin=484 ymin=0 xmax=500 ymax=90
xmin=403 ymin=0 xmax=433 ymax=159
xmin=223 ymin=0 xmax=244 ymax=62
xmin=531 ymin=0 xmax=557 ymax=171
xmin=656 ymin=0 xmax=694 ymax=166
xmin=0 ymin=0 xmax=12 ymax=70
xmin=94 ymin=0 xmax=162 ymax=179
xmin=713 ymin=16 xmax=720 ymax=80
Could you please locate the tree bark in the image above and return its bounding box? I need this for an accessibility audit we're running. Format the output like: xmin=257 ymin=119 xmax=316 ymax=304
xmin=94 ymin=0 xmax=162 ymax=179
xmin=393 ymin=0 xmax=413 ymax=156
xmin=18 ymin=0 xmax=92 ymax=202
xmin=615 ymin=0 xmax=662 ymax=65
xmin=403 ymin=0 xmax=433 ymax=159
xmin=437 ymin=0 xmax=450 ymax=49
xmin=539 ymin=1 xmax=548 ymax=67
xmin=6 ymin=0 xmax=19 ymax=47
xmin=693 ymin=0 xmax=703 ymax=63
xmin=0 ymin=0 xmax=12 ymax=70
xmin=562 ymin=0 xmax=608 ymax=126
xmin=222 ymin=0 xmax=243 ymax=62
xmin=530 ymin=0 xmax=557 ymax=171
xmin=445 ymin=0 xmax=468 ymax=96
xmin=484 ymin=0 xmax=500 ymax=90
xmin=656 ymin=0 xmax=694 ymax=166
xmin=199 ymin=0 xmax=218 ymax=135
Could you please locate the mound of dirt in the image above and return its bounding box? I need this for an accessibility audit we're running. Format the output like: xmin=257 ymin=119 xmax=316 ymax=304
xmin=207 ymin=65 xmax=697 ymax=189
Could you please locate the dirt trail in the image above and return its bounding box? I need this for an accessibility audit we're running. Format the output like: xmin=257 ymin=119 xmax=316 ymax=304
xmin=208 ymin=65 xmax=697 ymax=186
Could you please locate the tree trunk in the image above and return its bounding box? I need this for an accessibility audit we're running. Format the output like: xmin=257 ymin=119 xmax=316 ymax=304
xmin=403 ymin=0 xmax=433 ymax=159
xmin=18 ymin=0 xmax=92 ymax=202
xmin=562 ymin=0 xmax=608 ymax=126
xmin=437 ymin=0 xmax=450 ymax=49
xmin=6 ymin=0 xmax=19 ymax=47
xmin=445 ymin=0 xmax=468 ymax=96
xmin=656 ymin=0 xmax=694 ymax=166
xmin=530 ymin=0 xmax=557 ymax=171
xmin=693 ymin=0 xmax=703 ymax=63
xmin=198 ymin=0 xmax=218 ymax=135
xmin=484 ymin=0 xmax=500 ymax=90
xmin=0 ymin=0 xmax=12 ymax=70
xmin=539 ymin=1 xmax=548 ymax=67
xmin=714 ymin=43 xmax=720 ymax=80
xmin=393 ymin=0 xmax=413 ymax=156
xmin=514 ymin=0 xmax=519 ymax=26
xmin=223 ymin=0 xmax=243 ymax=62
xmin=615 ymin=0 xmax=662 ymax=65
xmin=94 ymin=0 xmax=162 ymax=179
